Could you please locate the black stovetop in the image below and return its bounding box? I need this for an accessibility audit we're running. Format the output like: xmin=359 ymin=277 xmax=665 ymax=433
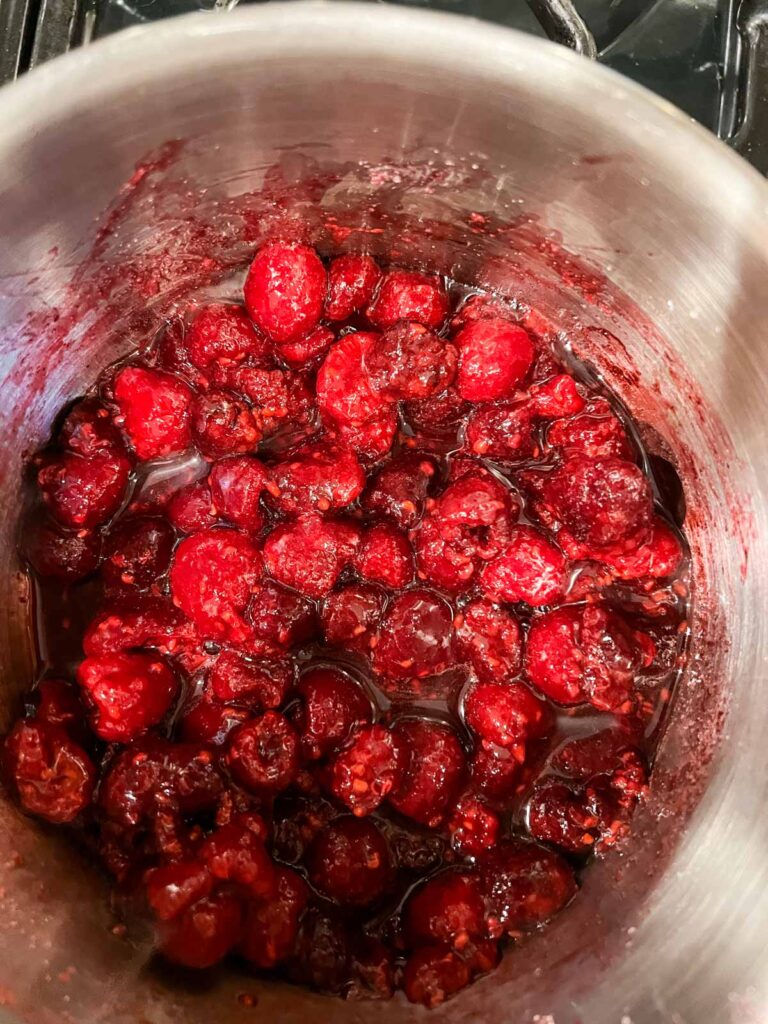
xmin=1 ymin=0 xmax=767 ymax=173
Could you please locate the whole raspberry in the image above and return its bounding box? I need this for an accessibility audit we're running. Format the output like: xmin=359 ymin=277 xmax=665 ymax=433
xmin=244 ymin=240 xmax=326 ymax=344
xmin=226 ymin=712 xmax=300 ymax=794
xmin=4 ymin=719 xmax=94 ymax=824
xmin=22 ymin=515 xmax=102 ymax=581
xmin=479 ymin=525 xmax=566 ymax=607
xmin=156 ymin=891 xmax=243 ymax=969
xmin=191 ymin=388 xmax=262 ymax=459
xmin=240 ymin=866 xmax=309 ymax=968
xmin=403 ymin=871 xmax=486 ymax=947
xmin=296 ymin=666 xmax=372 ymax=760
xmin=366 ymin=321 xmax=457 ymax=400
xmin=272 ymin=442 xmax=365 ymax=516
xmin=454 ymin=599 xmax=521 ymax=682
xmin=455 ymin=318 xmax=535 ymax=401
xmin=477 ymin=840 xmax=576 ymax=933
xmin=366 ymin=269 xmax=449 ymax=329
xmin=321 ymin=583 xmax=385 ymax=654
xmin=374 ymin=588 xmax=453 ymax=681
xmin=403 ymin=946 xmax=470 ymax=1008
xmin=316 ymin=331 xmax=392 ymax=427
xmin=114 ymin=365 xmax=192 ymax=459
xmin=167 ymin=480 xmax=219 ymax=533
xmin=263 ymin=514 xmax=360 ymax=599
xmin=325 ymin=254 xmax=382 ymax=321
xmin=329 ymin=724 xmax=406 ymax=815
xmin=389 ymin=718 xmax=465 ymax=827
xmin=307 ymin=816 xmax=390 ymax=905
xmin=361 ymin=451 xmax=437 ymax=530
xmin=77 ymin=651 xmax=178 ymax=742
xmin=209 ymin=455 xmax=275 ymax=533
xmin=185 ymin=303 xmax=269 ymax=371
xmin=463 ymin=680 xmax=552 ymax=755
xmin=37 ymin=448 xmax=131 ymax=529
xmin=102 ymin=516 xmax=175 ymax=591
xmin=207 ymin=649 xmax=292 ymax=711
xmin=355 ymin=523 xmax=413 ymax=588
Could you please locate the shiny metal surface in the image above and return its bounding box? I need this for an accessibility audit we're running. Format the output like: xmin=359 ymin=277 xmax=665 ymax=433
xmin=0 ymin=5 xmax=766 ymax=1022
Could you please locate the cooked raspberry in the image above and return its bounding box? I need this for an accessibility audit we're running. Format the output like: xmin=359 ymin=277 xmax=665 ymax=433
xmin=454 ymin=600 xmax=521 ymax=683
xmin=404 ymin=386 xmax=471 ymax=436
xmin=330 ymin=407 xmax=398 ymax=461
xmin=404 ymin=871 xmax=486 ymax=948
xmin=455 ymin=319 xmax=535 ymax=401
xmin=465 ymin=402 xmax=535 ymax=459
xmin=329 ymin=724 xmax=406 ymax=815
xmin=185 ymin=303 xmax=269 ymax=371
xmin=551 ymin=727 xmax=642 ymax=779
xmin=244 ymin=240 xmax=327 ymax=344
xmin=414 ymin=516 xmax=477 ymax=592
xmin=448 ymin=795 xmax=500 ymax=857
xmin=278 ymin=324 xmax=334 ymax=366
xmin=226 ymin=712 xmax=299 ymax=794
xmin=83 ymin=596 xmax=198 ymax=658
xmin=167 ymin=480 xmax=219 ymax=533
xmin=207 ymin=649 xmax=292 ymax=710
xmin=37 ymin=448 xmax=131 ymax=529
xmin=535 ymin=455 xmax=652 ymax=547
xmin=178 ymin=700 xmax=251 ymax=746
xmin=4 ymin=719 xmax=94 ymax=824
xmin=348 ymin=937 xmax=394 ymax=1000
xmin=366 ymin=269 xmax=449 ymax=329
xmin=527 ymin=765 xmax=646 ymax=853
xmin=22 ymin=515 xmax=101 ymax=581
xmin=547 ymin=398 xmax=633 ymax=459
xmin=479 ymin=525 xmax=566 ymax=606
xmin=263 ymin=514 xmax=360 ymax=599
xmin=361 ymin=452 xmax=437 ymax=530
xmin=190 ymin=388 xmax=262 ymax=459
xmin=321 ymin=583 xmax=385 ymax=653
xmin=76 ymin=651 xmax=178 ymax=742
xmin=289 ymin=908 xmax=350 ymax=994
xmin=451 ymin=293 xmax=515 ymax=329
xmin=296 ymin=667 xmax=372 ymax=759
xmin=156 ymin=890 xmax=243 ymax=969
xmin=169 ymin=528 xmax=261 ymax=643
xmin=464 ymin=939 xmax=501 ymax=976
xmin=403 ymin=945 xmax=471 ymax=1008
xmin=59 ymin=397 xmax=126 ymax=457
xmin=355 ymin=523 xmax=413 ymax=588
xmin=145 ymin=860 xmax=213 ymax=920
xmin=214 ymin=364 xmax=313 ymax=436
xmin=325 ymin=254 xmax=382 ymax=321
xmin=272 ymin=442 xmax=365 ymax=515
xmin=528 ymin=374 xmax=585 ymax=418
xmin=589 ymin=516 xmax=684 ymax=580
xmin=307 ymin=816 xmax=390 ymax=905
xmin=248 ymin=580 xmax=319 ymax=649
xmin=240 ymin=866 xmax=309 ymax=968
xmin=366 ymin=321 xmax=457 ymax=400
xmin=100 ymin=737 xmax=223 ymax=826
xmin=272 ymin=793 xmax=338 ymax=864
xmin=34 ymin=679 xmax=85 ymax=736
xmin=208 ymin=455 xmax=274 ymax=533
xmin=389 ymin=718 xmax=465 ymax=827
xmin=316 ymin=331 xmax=391 ymax=427
xmin=470 ymin=743 xmax=521 ymax=802
xmin=525 ymin=604 xmax=655 ymax=711
xmin=102 ymin=516 xmax=175 ymax=591
xmin=114 ymin=365 xmax=192 ymax=460
xmin=464 ymin=681 xmax=551 ymax=756
xmin=200 ymin=820 xmax=277 ymax=897
xmin=374 ymin=589 xmax=453 ymax=680
xmin=153 ymin=318 xmax=208 ymax=386
xmin=477 ymin=839 xmax=576 ymax=933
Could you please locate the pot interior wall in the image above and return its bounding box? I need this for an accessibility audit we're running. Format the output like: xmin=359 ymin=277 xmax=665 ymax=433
xmin=0 ymin=7 xmax=766 ymax=1024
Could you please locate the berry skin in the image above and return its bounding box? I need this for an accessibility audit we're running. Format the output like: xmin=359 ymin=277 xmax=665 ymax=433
xmin=477 ymin=840 xmax=576 ymax=933
xmin=528 ymin=374 xmax=585 ymax=418
xmin=547 ymin=397 xmax=632 ymax=459
xmin=470 ymin=742 xmax=521 ymax=803
xmin=226 ymin=712 xmax=300 ymax=794
xmin=244 ymin=241 xmax=327 ymax=344
xmin=185 ymin=303 xmax=269 ymax=371
xmin=296 ymin=667 xmax=372 ymax=760
xmin=307 ymin=816 xmax=390 ymax=905
xmin=248 ymin=580 xmax=319 ymax=649
xmin=178 ymin=700 xmax=251 ymax=746
xmin=22 ymin=515 xmax=102 ymax=581
xmin=4 ymin=719 xmax=95 ymax=824
xmin=389 ymin=719 xmax=465 ymax=828
xmin=321 ymin=582 xmax=385 ymax=654
xmin=102 ymin=516 xmax=175 ymax=591
xmin=144 ymin=860 xmax=213 ymax=921
xmin=169 ymin=528 xmax=261 ymax=643
xmin=325 ymin=254 xmax=381 ymax=321
xmin=156 ymin=891 xmax=243 ymax=969
xmin=263 ymin=514 xmax=360 ymax=599
xmin=207 ymin=649 xmax=292 ymax=711
xmin=463 ymin=681 xmax=552 ymax=756
xmin=77 ymin=652 xmax=177 ymax=742
xmin=167 ymin=480 xmax=219 ymax=533
xmin=200 ymin=820 xmax=276 ymax=898
xmin=525 ymin=604 xmax=656 ymax=711
xmin=465 ymin=401 xmax=535 ymax=460
xmin=455 ymin=318 xmax=535 ymax=401
xmin=329 ymin=724 xmax=406 ymax=816
xmin=208 ymin=454 xmax=275 ymax=534
xmin=37 ymin=448 xmax=131 ymax=529
xmin=366 ymin=269 xmax=449 ymax=329
xmin=279 ymin=324 xmax=335 ymax=367
xmin=355 ymin=523 xmax=413 ymax=588
xmin=330 ymin=407 xmax=398 ymax=461
xmin=361 ymin=451 xmax=437 ymax=530
xmin=479 ymin=525 xmax=566 ymax=607
xmin=58 ymin=397 xmax=126 ymax=457
xmin=190 ymin=389 xmax=262 ymax=459
xmin=114 ymin=365 xmax=192 ymax=460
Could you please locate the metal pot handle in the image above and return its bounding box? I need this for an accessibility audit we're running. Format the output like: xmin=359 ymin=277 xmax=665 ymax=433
xmin=525 ymin=0 xmax=597 ymax=59
xmin=723 ymin=0 xmax=768 ymax=174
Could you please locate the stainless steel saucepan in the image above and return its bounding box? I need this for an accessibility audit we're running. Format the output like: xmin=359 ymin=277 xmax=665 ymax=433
xmin=0 ymin=5 xmax=766 ymax=1022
